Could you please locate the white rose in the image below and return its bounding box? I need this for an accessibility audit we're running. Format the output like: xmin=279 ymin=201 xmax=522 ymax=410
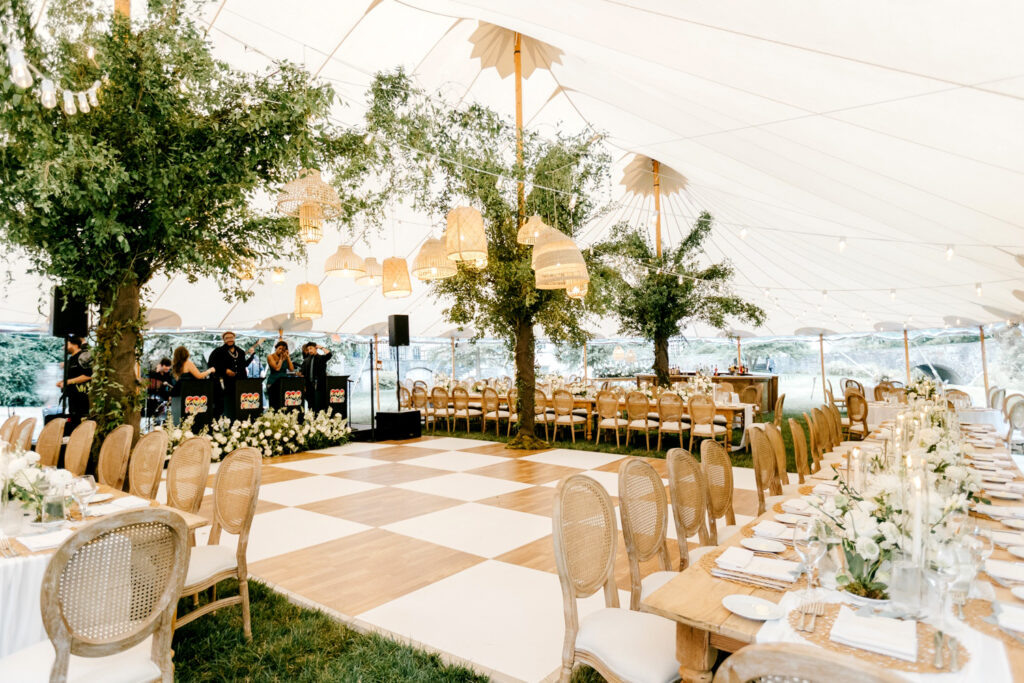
xmin=854 ymin=536 xmax=880 ymax=561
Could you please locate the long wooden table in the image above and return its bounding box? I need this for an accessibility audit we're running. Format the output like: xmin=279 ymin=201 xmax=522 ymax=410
xmin=642 ymin=427 xmax=1024 ymax=681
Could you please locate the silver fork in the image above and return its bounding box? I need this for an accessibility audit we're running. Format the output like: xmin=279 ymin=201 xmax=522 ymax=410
xmin=807 ymin=601 xmax=823 ymax=632
xmin=798 ymin=601 xmax=813 ymax=631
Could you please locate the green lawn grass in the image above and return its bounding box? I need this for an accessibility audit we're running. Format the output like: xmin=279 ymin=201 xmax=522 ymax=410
xmin=173 ymin=581 xmax=488 ymax=682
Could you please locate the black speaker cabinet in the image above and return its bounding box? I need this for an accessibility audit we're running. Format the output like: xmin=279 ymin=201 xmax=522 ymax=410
xmin=226 ymin=378 xmax=264 ymax=422
xmin=271 ymin=376 xmax=306 ymax=413
xmin=325 ymin=375 xmax=349 ymax=419
xmin=171 ymin=379 xmax=216 ymax=432
xmin=388 ymin=314 xmax=409 ymax=347
xmin=51 ymin=287 xmax=89 ymax=338
xmin=375 ymin=410 xmax=421 ymax=440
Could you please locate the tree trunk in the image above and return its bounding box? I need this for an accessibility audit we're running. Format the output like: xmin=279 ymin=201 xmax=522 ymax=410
xmin=91 ymin=279 xmax=143 ymax=440
xmin=514 ymin=317 xmax=535 ymax=436
xmin=653 ymin=334 xmax=670 ymax=386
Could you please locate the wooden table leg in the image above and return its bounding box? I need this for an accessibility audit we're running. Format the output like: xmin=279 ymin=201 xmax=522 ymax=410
xmin=676 ymin=623 xmax=716 ymax=683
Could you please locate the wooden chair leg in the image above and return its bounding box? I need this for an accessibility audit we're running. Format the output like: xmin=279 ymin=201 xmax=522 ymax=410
xmin=645 ymin=431 xmax=650 ymax=451
xmin=571 ymin=424 xmax=576 ymax=443
xmin=615 ymin=428 xmax=620 ymax=447
xmin=657 ymin=431 xmax=662 ymax=451
xmin=239 ymin=576 xmax=252 ymax=641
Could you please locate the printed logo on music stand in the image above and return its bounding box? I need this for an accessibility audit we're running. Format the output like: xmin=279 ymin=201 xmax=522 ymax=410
xmin=284 ymin=390 xmax=302 ymax=407
xmin=329 ymin=388 xmax=346 ymax=403
xmin=185 ymin=395 xmax=208 ymax=415
xmin=240 ymin=392 xmax=260 ymax=410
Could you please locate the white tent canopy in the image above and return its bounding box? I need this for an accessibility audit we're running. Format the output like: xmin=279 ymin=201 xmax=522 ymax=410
xmin=3 ymin=0 xmax=1023 ymax=338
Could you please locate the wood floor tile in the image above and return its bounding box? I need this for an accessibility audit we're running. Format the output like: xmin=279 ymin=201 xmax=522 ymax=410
xmin=262 ymin=451 xmax=328 ymax=464
xmin=457 ymin=442 xmax=518 ymax=456
xmin=249 ymin=528 xmax=484 ymax=616
xmin=593 ymin=455 xmax=668 ymax=477
xmin=495 ymin=534 xmax=557 ymax=574
xmin=198 ymin=495 xmax=282 ymax=519
xmin=380 ymin=436 xmax=443 ymax=445
xmin=356 ymin=445 xmax=447 ymax=462
xmin=206 ymin=464 xmax=312 ymax=489
xmin=477 ymin=485 xmax=558 ymax=517
xmin=331 ymin=463 xmax=448 ymax=486
xmin=468 ymin=459 xmax=580 ymax=486
xmin=297 ymin=487 xmax=463 ymax=527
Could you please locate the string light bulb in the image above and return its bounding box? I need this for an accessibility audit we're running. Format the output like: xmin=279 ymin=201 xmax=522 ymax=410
xmin=821 ymin=289 xmax=828 ymax=301
xmin=76 ymin=91 xmax=90 ymax=114
xmin=976 ymin=282 xmax=983 ymax=297
xmin=739 ymin=227 xmax=748 ymax=240
xmin=86 ymin=45 xmax=96 ymax=60
xmin=87 ymin=81 xmax=100 ymax=107
xmin=271 ymin=267 xmax=286 ymax=284
xmin=363 ymin=132 xmax=374 ymax=145
xmin=39 ymin=79 xmax=56 ymax=109
xmin=889 ymin=289 xmax=896 ymax=301
xmin=569 ymin=194 xmax=578 ymax=210
xmin=946 ymin=245 xmax=955 ymax=261
xmin=838 ymin=236 xmax=847 ymax=253
xmin=62 ymin=90 xmax=76 ymax=115
xmin=677 ymin=274 xmax=683 ymax=285
xmin=6 ymin=47 xmax=32 ymax=89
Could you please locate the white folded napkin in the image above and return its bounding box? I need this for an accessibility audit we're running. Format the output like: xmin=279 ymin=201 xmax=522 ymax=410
xmin=715 ymin=546 xmax=800 ymax=582
xmin=812 ymin=482 xmax=838 ymax=495
xmin=986 ymin=559 xmax=1024 ymax=583
xmin=828 ymin=606 xmax=917 ymax=662
xmin=974 ymin=503 xmax=1024 ymax=519
xmin=782 ymin=498 xmax=812 ymax=515
xmin=110 ymin=495 xmax=150 ymax=510
xmin=996 ymin=602 xmax=1024 ymax=633
xmin=17 ymin=528 xmax=73 ymax=552
xmin=987 ymin=530 xmax=1024 ymax=547
xmin=85 ymin=502 xmax=121 ymax=517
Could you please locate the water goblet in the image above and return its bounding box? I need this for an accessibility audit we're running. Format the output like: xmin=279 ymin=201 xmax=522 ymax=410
xmin=925 ymin=540 xmax=961 ymax=629
xmin=71 ymin=475 xmax=97 ymax=519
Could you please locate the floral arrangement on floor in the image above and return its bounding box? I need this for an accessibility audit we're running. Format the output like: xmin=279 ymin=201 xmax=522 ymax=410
xmin=157 ymin=409 xmax=351 ymax=460
xmin=0 ymin=447 xmax=74 ymax=517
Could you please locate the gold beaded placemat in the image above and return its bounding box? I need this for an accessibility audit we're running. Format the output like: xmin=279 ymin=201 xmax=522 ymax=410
xmin=963 ymin=598 xmax=1023 ymax=650
xmin=786 ymin=603 xmax=969 ymax=673
xmin=798 ymin=485 xmax=814 ymax=495
xmin=696 ymin=541 xmax=800 ymax=588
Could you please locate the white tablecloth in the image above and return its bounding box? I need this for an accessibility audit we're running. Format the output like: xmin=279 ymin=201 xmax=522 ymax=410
xmin=958 ymin=408 xmax=1007 ymax=430
xmin=755 ymin=589 xmax=1012 ymax=681
xmin=0 ymin=552 xmax=49 ymax=657
xmin=867 ymin=401 xmax=903 ymax=430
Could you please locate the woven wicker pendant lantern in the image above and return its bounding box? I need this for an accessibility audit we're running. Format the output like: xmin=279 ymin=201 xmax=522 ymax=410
xmin=298 ymin=202 xmax=324 ymax=244
xmin=294 ymin=282 xmax=323 ymax=319
xmin=277 ymin=169 xmax=342 ymax=217
xmin=566 ymin=278 xmax=589 ymax=299
xmin=533 ymin=226 xmax=588 ymax=289
xmin=612 ymin=345 xmax=625 ymax=361
xmin=445 ymin=206 xmax=487 ymax=263
xmin=356 ymin=257 xmax=382 ymax=286
xmin=517 ymin=215 xmax=548 ymax=245
xmin=412 ymin=237 xmax=457 ymax=281
xmin=324 ymin=244 xmax=366 ymax=278
xmin=382 ymin=257 xmax=412 ymax=298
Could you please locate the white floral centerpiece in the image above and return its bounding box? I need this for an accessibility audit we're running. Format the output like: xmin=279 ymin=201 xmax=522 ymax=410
xmin=906 ymin=376 xmax=939 ymax=401
xmin=0 ymin=446 xmax=74 ymax=521
xmin=433 ymin=373 xmax=453 ymax=391
xmin=688 ymin=371 xmax=714 ymax=397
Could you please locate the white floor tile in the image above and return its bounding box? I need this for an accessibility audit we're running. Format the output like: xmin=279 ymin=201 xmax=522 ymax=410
xmin=198 ymin=507 xmax=370 ymax=563
xmin=401 ymin=450 xmax=510 ymax=472
xmin=382 ymin=503 xmax=551 ymax=558
xmin=392 ymin=472 xmax=531 ymax=502
xmin=522 ymin=449 xmax=624 ymax=470
xmin=272 ymin=455 xmax=386 ymax=475
xmin=405 ymin=437 xmax=499 ymax=451
xmin=307 ymin=442 xmax=395 ymax=455
xmin=359 ymin=560 xmax=625 ymax=683
xmin=258 ymin=475 xmax=381 ymax=506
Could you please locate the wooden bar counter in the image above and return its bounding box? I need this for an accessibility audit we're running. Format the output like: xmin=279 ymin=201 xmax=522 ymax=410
xmin=636 ymin=373 xmax=778 ymax=412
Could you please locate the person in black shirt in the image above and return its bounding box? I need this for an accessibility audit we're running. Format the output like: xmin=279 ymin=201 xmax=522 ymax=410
xmin=207 ymin=332 xmax=261 ymax=418
xmin=56 ymin=335 xmax=92 ymax=420
xmin=147 ymin=357 xmax=175 ymax=401
xmin=299 ymin=342 xmax=333 ymax=412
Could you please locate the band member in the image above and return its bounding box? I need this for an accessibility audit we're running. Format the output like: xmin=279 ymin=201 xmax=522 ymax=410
xmin=56 ymin=335 xmax=91 ymax=421
xmin=299 ymin=342 xmax=332 ymax=411
xmin=170 ymin=347 xmax=215 ymax=383
xmin=207 ymin=331 xmax=261 ymax=417
xmin=266 ymin=341 xmax=294 ymax=409
xmin=144 ymin=357 xmax=175 ymax=419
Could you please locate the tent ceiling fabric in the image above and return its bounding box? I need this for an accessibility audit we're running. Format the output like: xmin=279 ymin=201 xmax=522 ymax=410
xmin=3 ymin=0 xmax=1023 ymax=339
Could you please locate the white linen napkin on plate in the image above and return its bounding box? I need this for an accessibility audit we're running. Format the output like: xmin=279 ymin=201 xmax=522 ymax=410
xmin=986 ymin=559 xmax=1024 ymax=583
xmin=974 ymin=504 xmax=1024 ymax=519
xmin=781 ymin=498 xmax=812 ymax=515
xmin=17 ymin=528 xmax=73 ymax=552
xmin=715 ymin=546 xmax=800 ymax=582
xmin=996 ymin=602 xmax=1024 ymax=633
xmin=987 ymin=530 xmax=1024 ymax=547
xmin=110 ymin=495 xmax=150 ymax=510
xmin=828 ymin=606 xmax=917 ymax=662
xmin=812 ymin=482 xmax=838 ymax=495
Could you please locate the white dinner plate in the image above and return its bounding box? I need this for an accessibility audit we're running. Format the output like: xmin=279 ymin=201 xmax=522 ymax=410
xmin=774 ymin=513 xmax=804 ymax=525
xmin=1010 ymin=547 xmax=1024 ymax=560
xmin=1003 ymin=519 xmax=1024 ymax=531
xmin=89 ymin=493 xmax=114 ymax=503
xmin=741 ymin=537 xmax=786 ymax=553
xmin=1012 ymin=586 xmax=1024 ymax=602
xmin=989 ymin=490 xmax=1024 ymax=501
xmin=721 ymin=595 xmax=784 ymax=621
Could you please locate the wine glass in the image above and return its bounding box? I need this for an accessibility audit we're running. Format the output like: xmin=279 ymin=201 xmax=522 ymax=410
xmin=794 ymin=519 xmax=826 ymax=597
xmin=925 ymin=540 xmax=961 ymax=629
xmin=71 ymin=475 xmax=97 ymax=519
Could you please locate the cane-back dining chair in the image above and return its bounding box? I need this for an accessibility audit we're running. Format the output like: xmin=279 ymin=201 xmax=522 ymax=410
xmin=166 ymin=436 xmax=212 ymax=516
xmin=700 ymin=440 xmax=741 ymax=546
xmin=451 ymin=387 xmax=482 ymax=432
xmin=772 ymin=393 xmax=786 ymax=427
xmin=618 ymin=458 xmax=676 ymax=610
xmin=845 ymin=393 xmax=869 ymax=440
xmin=594 ymin=391 xmax=627 ymax=446
xmin=666 ymin=448 xmax=713 ymax=569
xmin=128 ymin=429 xmax=169 ymax=501
xmin=552 ymin=474 xmax=679 ymax=683
xmin=97 ymin=424 xmax=135 ymax=490
xmin=625 ymin=391 xmax=658 ymax=450
xmin=687 ymin=394 xmax=726 ymax=452
xmin=13 ymin=417 xmax=36 ymax=451
xmin=713 ymin=642 xmax=904 ymax=683
xmin=552 ymin=389 xmax=586 ymax=443
xmin=0 ymin=414 xmax=19 ymax=443
xmin=750 ymin=428 xmax=783 ymax=516
xmin=0 ymin=508 xmax=189 ymax=682
xmin=430 ymin=387 xmax=453 ymax=433
xmin=788 ymin=418 xmax=811 ymax=484
xmin=481 ymin=387 xmax=509 ymax=436
xmin=64 ymin=420 xmax=97 ymax=477
xmin=34 ymin=417 xmax=65 ymax=468
xmin=174 ymin=447 xmax=261 ymax=640
xmin=655 ymin=392 xmax=687 ymax=451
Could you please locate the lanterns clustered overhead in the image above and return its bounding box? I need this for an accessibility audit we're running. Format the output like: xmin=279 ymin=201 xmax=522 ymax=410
xmin=277 ymin=169 xmax=342 ymax=246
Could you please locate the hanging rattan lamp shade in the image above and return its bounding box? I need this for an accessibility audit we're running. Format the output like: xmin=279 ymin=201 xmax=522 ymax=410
xmin=382 ymin=257 xmax=412 ymax=298
xmin=298 ymin=202 xmax=324 ymax=244
xmin=356 ymin=257 xmax=383 ymax=286
xmin=445 ymin=206 xmax=487 ymax=263
xmin=533 ymin=226 xmax=588 ymax=289
xmin=277 ymin=169 xmax=342 ymax=218
xmin=566 ymin=278 xmax=589 ymax=299
xmin=412 ymin=237 xmax=457 ymax=280
xmin=517 ymin=215 xmax=548 ymax=245
xmin=294 ymin=282 xmax=323 ymax=319
xmin=324 ymin=244 xmax=366 ymax=278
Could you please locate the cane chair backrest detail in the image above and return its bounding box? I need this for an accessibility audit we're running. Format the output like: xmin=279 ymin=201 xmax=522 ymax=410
xmin=128 ymin=429 xmax=170 ymax=500
xmin=64 ymin=420 xmax=98 ymax=477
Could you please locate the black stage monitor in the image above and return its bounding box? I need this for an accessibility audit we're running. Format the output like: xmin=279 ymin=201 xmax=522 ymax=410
xmin=388 ymin=314 xmax=409 ymax=347
xmin=51 ymin=287 xmax=89 ymax=339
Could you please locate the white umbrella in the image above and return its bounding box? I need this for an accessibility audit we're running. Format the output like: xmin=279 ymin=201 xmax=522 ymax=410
xmin=620 ymin=154 xmax=688 ymax=257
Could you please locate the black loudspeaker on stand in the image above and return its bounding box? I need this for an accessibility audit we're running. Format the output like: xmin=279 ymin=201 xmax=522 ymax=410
xmin=52 ymin=287 xmax=89 ymax=418
xmin=388 ymin=314 xmax=409 ymax=347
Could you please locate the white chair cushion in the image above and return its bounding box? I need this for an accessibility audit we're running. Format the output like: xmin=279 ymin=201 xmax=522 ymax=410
xmin=0 ymin=636 xmax=160 ymax=683
xmin=555 ymin=415 xmax=586 ymax=425
xmin=572 ymin=408 xmax=589 ymax=417
xmin=640 ymin=570 xmax=679 ymax=602
xmin=647 ymin=412 xmax=660 ymax=421
xmin=484 ymin=410 xmax=510 ymax=418
xmin=629 ymin=419 xmax=658 ymax=430
xmin=764 ymin=494 xmax=789 ymax=507
xmin=185 ymin=544 xmax=237 ymax=588
xmin=713 ymin=415 xmax=728 ymax=425
xmin=599 ymin=417 xmax=628 ymax=428
xmin=433 ymin=408 xmax=454 ymax=416
xmin=455 ymin=409 xmax=483 ymax=417
xmin=535 ymin=413 xmax=554 ymax=423
xmin=691 ymin=423 xmax=727 ymax=436
xmin=659 ymin=421 xmax=689 ymax=431
xmin=575 ymin=608 xmax=679 ymax=683
xmin=468 ymin=401 xmax=482 ymax=409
